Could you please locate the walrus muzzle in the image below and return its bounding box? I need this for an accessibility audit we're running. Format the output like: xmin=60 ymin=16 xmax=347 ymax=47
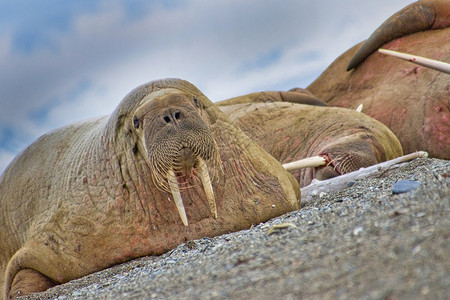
xmin=135 ymin=94 xmax=221 ymax=226
xmin=315 ymin=136 xmax=382 ymax=180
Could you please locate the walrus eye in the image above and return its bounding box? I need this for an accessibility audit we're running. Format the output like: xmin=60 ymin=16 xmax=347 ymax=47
xmin=133 ymin=116 xmax=140 ymax=129
xmin=193 ymin=97 xmax=199 ymax=108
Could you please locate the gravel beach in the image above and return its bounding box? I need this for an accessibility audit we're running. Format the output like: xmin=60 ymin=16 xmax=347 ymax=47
xmin=21 ymin=157 xmax=449 ymax=300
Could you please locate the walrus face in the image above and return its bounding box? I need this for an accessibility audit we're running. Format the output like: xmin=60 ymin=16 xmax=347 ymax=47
xmin=314 ymin=132 xmax=385 ymax=180
xmin=131 ymin=89 xmax=221 ymax=226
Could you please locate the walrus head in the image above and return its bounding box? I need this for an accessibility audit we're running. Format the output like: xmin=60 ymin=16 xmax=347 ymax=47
xmin=314 ymin=132 xmax=385 ymax=180
xmin=105 ymin=79 xmax=299 ymax=230
xmin=130 ymin=88 xmax=221 ymax=225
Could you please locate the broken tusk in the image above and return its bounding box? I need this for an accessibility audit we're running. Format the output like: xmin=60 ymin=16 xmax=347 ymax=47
xmin=379 ymin=49 xmax=450 ymax=74
xmin=167 ymin=169 xmax=188 ymax=226
xmin=282 ymin=156 xmax=327 ymax=171
xmin=198 ymin=157 xmax=217 ymax=218
xmin=355 ymin=104 xmax=363 ymax=113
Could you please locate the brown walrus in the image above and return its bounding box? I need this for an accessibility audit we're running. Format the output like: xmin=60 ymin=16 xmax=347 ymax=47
xmin=0 ymin=79 xmax=300 ymax=299
xmin=306 ymin=0 xmax=450 ymax=159
xmin=217 ymin=91 xmax=403 ymax=188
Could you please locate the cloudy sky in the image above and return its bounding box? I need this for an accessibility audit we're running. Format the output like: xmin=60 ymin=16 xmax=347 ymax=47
xmin=0 ymin=0 xmax=413 ymax=173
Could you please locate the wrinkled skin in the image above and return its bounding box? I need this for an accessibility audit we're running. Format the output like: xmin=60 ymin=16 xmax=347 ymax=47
xmin=307 ymin=0 xmax=450 ymax=159
xmin=217 ymin=92 xmax=403 ymax=188
xmin=0 ymin=79 xmax=300 ymax=299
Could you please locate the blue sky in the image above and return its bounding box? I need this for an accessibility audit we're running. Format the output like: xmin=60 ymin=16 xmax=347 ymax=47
xmin=0 ymin=0 xmax=413 ymax=173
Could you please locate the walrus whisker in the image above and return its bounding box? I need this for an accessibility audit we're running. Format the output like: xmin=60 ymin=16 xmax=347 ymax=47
xmin=329 ymin=155 xmax=348 ymax=174
xmin=341 ymin=155 xmax=359 ymax=174
xmin=167 ymin=169 xmax=188 ymax=226
xmin=198 ymin=156 xmax=217 ymax=218
xmin=336 ymin=161 xmax=347 ymax=174
xmin=282 ymin=156 xmax=326 ymax=171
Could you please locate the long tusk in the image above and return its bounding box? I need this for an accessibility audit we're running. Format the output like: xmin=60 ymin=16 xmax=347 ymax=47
xmin=283 ymin=156 xmax=327 ymax=171
xmin=379 ymin=48 xmax=450 ymax=74
xmin=198 ymin=157 xmax=217 ymax=218
xmin=167 ymin=169 xmax=188 ymax=226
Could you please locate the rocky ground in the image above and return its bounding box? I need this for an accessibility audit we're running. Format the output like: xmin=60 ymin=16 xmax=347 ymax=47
xmin=21 ymin=158 xmax=449 ymax=300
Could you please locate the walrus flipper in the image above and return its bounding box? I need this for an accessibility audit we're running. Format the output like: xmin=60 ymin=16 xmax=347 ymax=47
xmin=347 ymin=0 xmax=450 ymax=71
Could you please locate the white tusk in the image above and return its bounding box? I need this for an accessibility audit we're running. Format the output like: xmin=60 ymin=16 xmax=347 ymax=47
xmin=167 ymin=169 xmax=188 ymax=226
xmin=378 ymin=48 xmax=450 ymax=74
xmin=283 ymin=156 xmax=327 ymax=171
xmin=355 ymin=104 xmax=363 ymax=112
xmin=198 ymin=157 xmax=217 ymax=218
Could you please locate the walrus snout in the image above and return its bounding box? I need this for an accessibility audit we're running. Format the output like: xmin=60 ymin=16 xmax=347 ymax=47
xmin=316 ymin=147 xmax=379 ymax=180
xmin=314 ymin=132 xmax=386 ymax=180
xmin=174 ymin=147 xmax=197 ymax=171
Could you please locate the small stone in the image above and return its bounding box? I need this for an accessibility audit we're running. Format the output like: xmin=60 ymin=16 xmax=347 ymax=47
xmin=416 ymin=212 xmax=426 ymax=218
xmin=71 ymin=290 xmax=82 ymax=297
xmin=420 ymin=285 xmax=430 ymax=295
xmin=347 ymin=181 xmax=356 ymax=187
xmin=412 ymin=245 xmax=421 ymax=255
xmin=271 ymin=204 xmax=276 ymax=208
xmin=392 ymin=209 xmax=408 ymax=216
xmin=392 ymin=180 xmax=421 ymax=194
xmin=353 ymin=226 xmax=363 ymax=235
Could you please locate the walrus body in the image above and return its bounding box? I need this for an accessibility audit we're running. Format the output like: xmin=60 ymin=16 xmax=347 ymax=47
xmin=217 ymin=92 xmax=403 ymax=187
xmin=0 ymin=79 xmax=300 ymax=298
xmin=307 ymin=0 xmax=450 ymax=159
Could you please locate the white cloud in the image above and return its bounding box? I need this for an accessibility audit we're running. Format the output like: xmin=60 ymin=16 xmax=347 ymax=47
xmin=0 ymin=0 xmax=413 ymax=173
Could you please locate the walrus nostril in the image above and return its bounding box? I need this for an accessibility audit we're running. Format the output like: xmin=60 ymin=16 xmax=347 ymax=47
xmin=162 ymin=111 xmax=181 ymax=123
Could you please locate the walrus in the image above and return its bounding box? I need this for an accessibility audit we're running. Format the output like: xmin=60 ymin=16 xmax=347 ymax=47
xmin=306 ymin=0 xmax=450 ymax=159
xmin=217 ymin=91 xmax=403 ymax=188
xmin=0 ymin=79 xmax=300 ymax=299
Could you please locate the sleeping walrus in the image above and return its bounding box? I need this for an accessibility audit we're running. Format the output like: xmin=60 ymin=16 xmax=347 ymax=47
xmin=306 ymin=0 xmax=450 ymax=159
xmin=0 ymin=79 xmax=300 ymax=298
xmin=217 ymin=91 xmax=403 ymax=187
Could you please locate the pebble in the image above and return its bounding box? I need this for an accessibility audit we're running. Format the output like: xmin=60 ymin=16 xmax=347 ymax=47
xmin=353 ymin=226 xmax=363 ymax=236
xmin=392 ymin=180 xmax=421 ymax=194
xmin=347 ymin=181 xmax=356 ymax=187
xmin=416 ymin=212 xmax=426 ymax=218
